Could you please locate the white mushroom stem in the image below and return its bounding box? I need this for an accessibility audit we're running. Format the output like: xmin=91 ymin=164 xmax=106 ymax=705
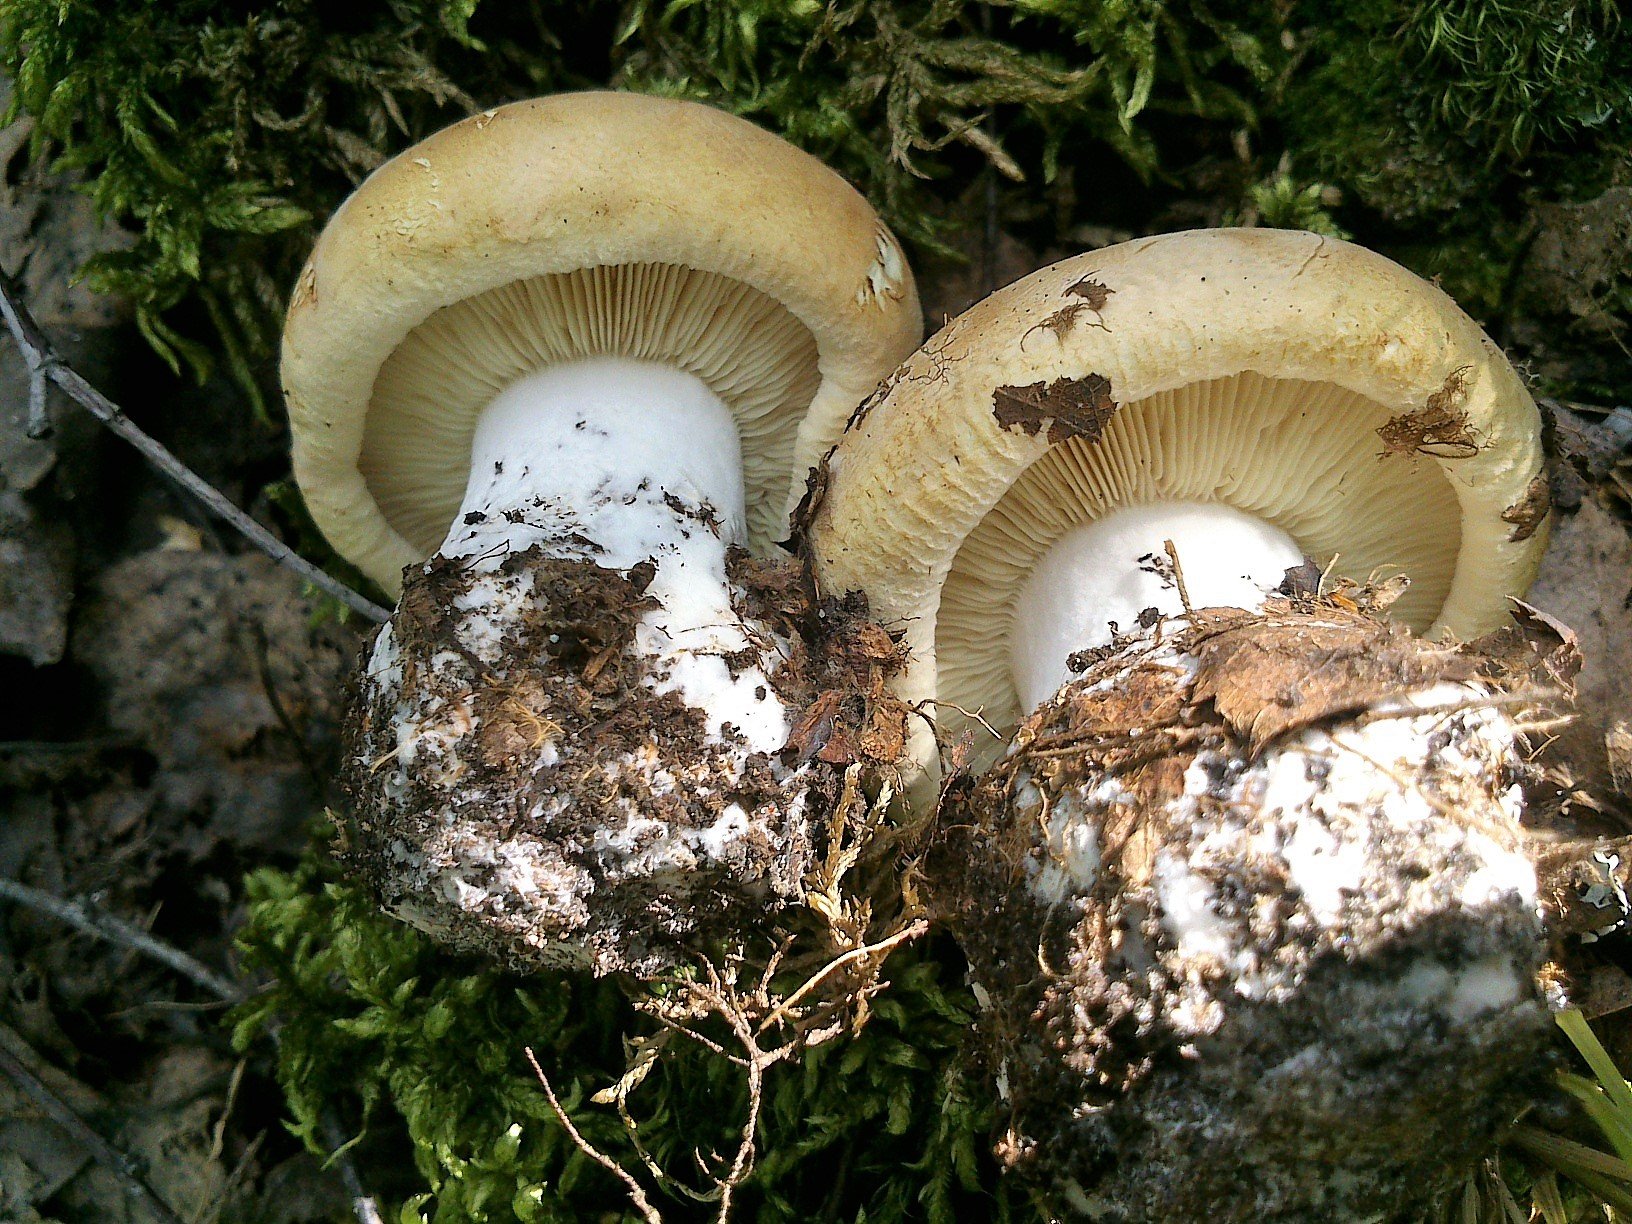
xmin=1010 ymin=501 xmax=1305 ymax=711
xmin=436 ymin=355 xmax=789 ymax=752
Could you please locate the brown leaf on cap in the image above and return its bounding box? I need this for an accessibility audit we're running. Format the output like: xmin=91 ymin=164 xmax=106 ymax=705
xmin=1066 ymin=276 xmax=1114 ymax=312
xmin=1377 ymin=366 xmax=1482 ymax=459
xmin=1501 ymin=474 xmax=1552 ymax=542
xmin=993 ymin=374 xmax=1118 ymax=446
xmin=1187 ymin=604 xmax=1472 ymax=754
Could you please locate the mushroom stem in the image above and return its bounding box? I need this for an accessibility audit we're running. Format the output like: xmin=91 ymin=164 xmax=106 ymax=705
xmin=348 ymin=355 xmax=817 ymax=973
xmin=1009 ymin=500 xmax=1304 ymax=710
xmin=436 ymin=355 xmax=788 ymax=751
xmin=946 ymin=603 xmax=1551 ymax=1220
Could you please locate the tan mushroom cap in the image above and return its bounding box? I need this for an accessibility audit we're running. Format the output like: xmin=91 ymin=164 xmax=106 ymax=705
xmin=283 ymin=91 xmax=922 ymax=596
xmin=810 ymin=228 xmax=1549 ymax=783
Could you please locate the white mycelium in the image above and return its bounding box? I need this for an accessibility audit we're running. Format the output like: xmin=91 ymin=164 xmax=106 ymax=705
xmin=1011 ymin=641 xmax=1540 ymax=1012
xmin=356 ymin=356 xmax=810 ymax=973
xmin=1010 ymin=501 xmax=1304 ymax=711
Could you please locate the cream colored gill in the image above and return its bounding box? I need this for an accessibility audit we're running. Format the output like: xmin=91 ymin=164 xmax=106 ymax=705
xmin=361 ymin=262 xmax=821 ymax=558
xmin=936 ymin=371 xmax=1461 ymax=748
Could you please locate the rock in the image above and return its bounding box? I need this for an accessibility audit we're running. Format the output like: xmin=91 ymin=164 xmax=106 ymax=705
xmin=0 ymin=82 xmax=135 ymax=667
xmin=72 ymin=547 xmax=359 ymax=855
xmin=0 ymin=490 xmax=73 ymax=664
xmin=1528 ymin=497 xmax=1632 ymax=801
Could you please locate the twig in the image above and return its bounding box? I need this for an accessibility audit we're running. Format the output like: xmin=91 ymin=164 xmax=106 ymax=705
xmin=754 ymin=919 xmax=928 ymax=1037
xmin=0 ymin=1032 xmax=188 ymax=1224
xmin=26 ymin=364 xmax=50 ymax=438
xmin=925 ymin=698 xmax=1004 ymax=742
xmin=320 ymin=1114 xmax=388 ymax=1224
xmin=0 ymin=269 xmax=390 ymax=624
xmin=1161 ymin=538 xmax=1193 ymax=613
xmin=0 ymin=875 xmax=387 ymax=1224
xmin=524 ymin=1046 xmax=664 ymax=1224
xmin=706 ymin=1000 xmax=767 ymax=1222
xmin=0 ymin=875 xmax=244 ymax=1001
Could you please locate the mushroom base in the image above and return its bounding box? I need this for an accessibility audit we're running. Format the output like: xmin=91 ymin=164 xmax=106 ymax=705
xmin=936 ymin=601 xmax=1552 ymax=1221
xmin=341 ymin=543 xmax=815 ymax=977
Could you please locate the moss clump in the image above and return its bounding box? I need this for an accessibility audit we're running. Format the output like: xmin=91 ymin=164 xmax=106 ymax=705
xmin=14 ymin=0 xmax=1628 ymax=400
xmin=1273 ymin=1 xmax=1631 ymax=334
xmin=1281 ymin=0 xmax=1630 ymax=225
xmin=5 ymin=0 xmax=1279 ymax=390
xmin=233 ymin=853 xmax=1012 ymax=1223
xmin=616 ymin=0 xmax=1274 ymax=248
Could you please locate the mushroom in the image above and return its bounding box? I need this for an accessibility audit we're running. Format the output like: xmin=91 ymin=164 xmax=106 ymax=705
xmin=283 ymin=92 xmax=921 ymax=975
xmin=809 ymin=229 xmax=1558 ymax=1217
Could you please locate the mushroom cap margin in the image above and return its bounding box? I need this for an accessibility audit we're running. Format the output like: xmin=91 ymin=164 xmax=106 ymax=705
xmin=809 ymin=228 xmax=1549 ymax=787
xmin=283 ymin=90 xmax=923 ymax=596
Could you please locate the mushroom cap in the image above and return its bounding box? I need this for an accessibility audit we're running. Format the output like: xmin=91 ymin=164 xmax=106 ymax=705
xmin=284 ymin=91 xmax=921 ymax=596
xmin=809 ymin=228 xmax=1549 ymax=782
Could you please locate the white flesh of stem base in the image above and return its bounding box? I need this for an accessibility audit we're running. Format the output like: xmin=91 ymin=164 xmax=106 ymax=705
xmin=1009 ymin=500 xmax=1305 ymax=712
xmin=439 ymin=355 xmax=789 ymax=752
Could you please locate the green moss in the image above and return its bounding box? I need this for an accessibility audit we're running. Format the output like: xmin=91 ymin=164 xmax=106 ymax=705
xmin=616 ymin=0 xmax=1276 ymax=250
xmin=233 ymin=853 xmax=1012 ymax=1223
xmin=4 ymin=0 xmax=1279 ymax=382
xmin=1280 ymin=0 xmax=1630 ymax=223
xmin=1233 ymin=169 xmax=1350 ymax=238
xmin=6 ymin=0 xmax=1630 ymax=404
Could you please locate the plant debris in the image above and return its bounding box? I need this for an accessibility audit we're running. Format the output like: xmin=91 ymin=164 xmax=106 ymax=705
xmin=1377 ymin=366 xmax=1482 ymax=459
xmin=1028 ymin=275 xmax=1116 ymax=340
xmin=992 ymin=373 xmax=1119 ymax=445
xmin=1502 ymin=474 xmax=1554 ymax=542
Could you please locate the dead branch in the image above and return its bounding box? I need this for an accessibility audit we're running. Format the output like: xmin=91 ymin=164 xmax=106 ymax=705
xmin=0 ymin=875 xmax=245 ymax=1001
xmin=0 ymin=1027 xmax=189 ymax=1224
xmin=0 ymin=269 xmax=390 ymax=624
xmin=0 ymin=873 xmax=387 ymax=1224
xmin=524 ymin=1046 xmax=664 ymax=1224
xmin=755 ymin=919 xmax=928 ymax=1038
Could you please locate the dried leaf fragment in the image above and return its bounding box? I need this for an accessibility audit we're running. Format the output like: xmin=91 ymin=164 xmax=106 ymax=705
xmin=1377 ymin=366 xmax=1481 ymax=459
xmin=1501 ymin=474 xmax=1552 ymax=542
xmin=1028 ymin=277 xmax=1115 ymax=341
xmin=993 ymin=374 xmax=1118 ymax=446
xmin=1066 ymin=277 xmax=1114 ymax=312
xmin=782 ymin=689 xmax=844 ymax=765
xmin=1187 ymin=603 xmax=1471 ymax=754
